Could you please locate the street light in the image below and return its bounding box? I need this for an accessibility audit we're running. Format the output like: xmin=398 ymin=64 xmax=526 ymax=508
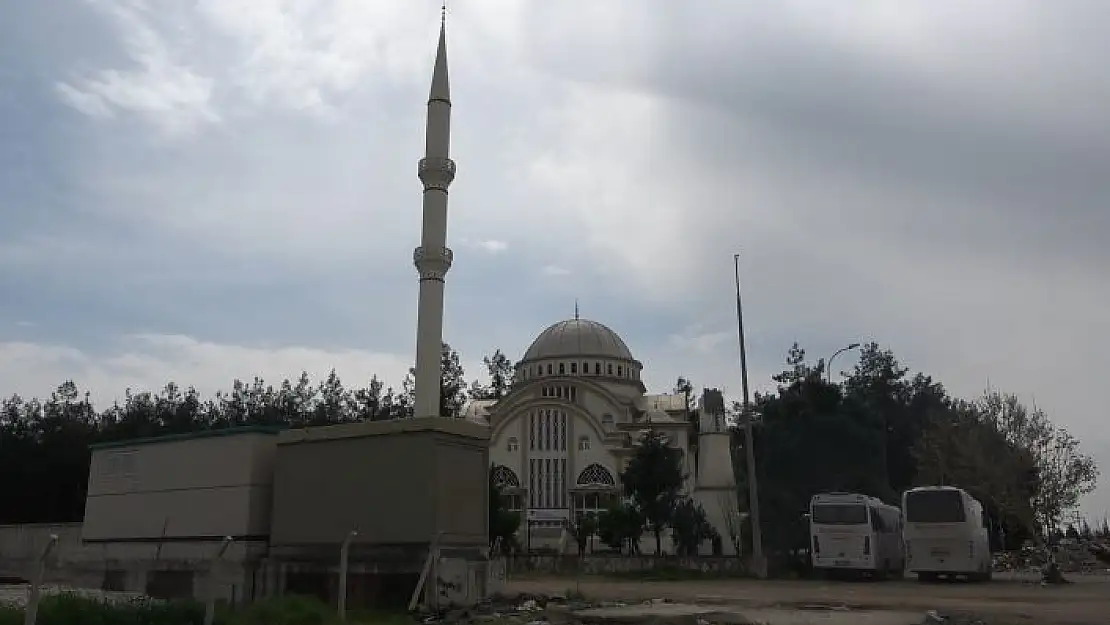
xmin=733 ymin=253 xmax=765 ymax=579
xmin=826 ymin=343 xmax=861 ymax=382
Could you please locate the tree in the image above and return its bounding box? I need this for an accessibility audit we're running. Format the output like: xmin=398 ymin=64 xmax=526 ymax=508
xmin=597 ymin=502 xmax=643 ymax=554
xmin=670 ymin=497 xmax=717 ymax=556
xmin=621 ymin=429 xmax=685 ymax=555
xmin=566 ymin=512 xmax=599 ymax=556
xmin=979 ymin=391 xmax=1099 ymax=538
xmin=470 ymin=350 xmax=514 ymax=400
xmin=404 ymin=342 xmax=468 ymax=418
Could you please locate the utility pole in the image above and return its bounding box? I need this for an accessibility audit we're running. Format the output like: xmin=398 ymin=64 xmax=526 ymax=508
xmin=734 ymin=253 xmax=765 ymax=578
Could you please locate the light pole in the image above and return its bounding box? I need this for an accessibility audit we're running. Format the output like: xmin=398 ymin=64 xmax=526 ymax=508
xmin=826 ymin=343 xmax=861 ymax=382
xmin=733 ymin=253 xmax=764 ymax=578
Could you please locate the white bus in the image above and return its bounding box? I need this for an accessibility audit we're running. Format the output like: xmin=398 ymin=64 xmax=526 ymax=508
xmin=902 ymin=486 xmax=992 ymax=582
xmin=809 ymin=492 xmax=905 ymax=578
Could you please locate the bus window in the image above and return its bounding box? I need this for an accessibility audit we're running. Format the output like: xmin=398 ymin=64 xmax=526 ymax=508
xmin=905 ymin=489 xmax=966 ymax=523
xmin=812 ymin=504 xmax=868 ymax=525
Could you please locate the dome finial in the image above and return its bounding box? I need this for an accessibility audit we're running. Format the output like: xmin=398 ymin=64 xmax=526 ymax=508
xmin=574 ymin=299 xmax=580 ymax=320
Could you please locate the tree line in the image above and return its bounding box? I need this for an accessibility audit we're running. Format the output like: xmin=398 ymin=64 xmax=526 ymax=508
xmin=733 ymin=342 xmax=1100 ymax=559
xmin=0 ymin=338 xmax=1101 ymax=560
xmin=0 ymin=343 xmax=509 ymax=524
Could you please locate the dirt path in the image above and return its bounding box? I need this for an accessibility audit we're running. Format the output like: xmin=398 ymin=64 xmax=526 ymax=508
xmin=504 ymin=576 xmax=1110 ymax=625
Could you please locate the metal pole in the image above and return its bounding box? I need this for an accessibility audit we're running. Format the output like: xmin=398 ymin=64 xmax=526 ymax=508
xmin=203 ymin=537 xmax=234 ymax=625
xmin=734 ymin=253 xmax=765 ymax=579
xmin=23 ymin=534 xmax=58 ymax=625
xmin=825 ymin=343 xmax=860 ymax=383
xmin=338 ymin=530 xmax=357 ymax=621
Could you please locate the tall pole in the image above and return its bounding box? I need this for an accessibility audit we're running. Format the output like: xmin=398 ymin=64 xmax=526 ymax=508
xmin=734 ymin=253 xmax=764 ymax=578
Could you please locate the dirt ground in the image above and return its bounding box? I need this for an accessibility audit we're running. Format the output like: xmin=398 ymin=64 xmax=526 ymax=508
xmin=504 ymin=574 xmax=1110 ymax=625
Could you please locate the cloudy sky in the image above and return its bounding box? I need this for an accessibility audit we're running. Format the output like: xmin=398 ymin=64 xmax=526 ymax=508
xmin=2 ymin=0 xmax=1108 ymax=518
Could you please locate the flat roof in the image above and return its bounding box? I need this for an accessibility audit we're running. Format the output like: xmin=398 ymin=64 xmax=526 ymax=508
xmin=88 ymin=425 xmax=286 ymax=450
xmin=277 ymin=416 xmax=490 ymax=446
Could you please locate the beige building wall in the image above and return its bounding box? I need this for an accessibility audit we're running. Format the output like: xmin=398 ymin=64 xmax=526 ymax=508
xmin=270 ymin=418 xmax=489 ymax=548
xmin=82 ymin=428 xmax=281 ymax=544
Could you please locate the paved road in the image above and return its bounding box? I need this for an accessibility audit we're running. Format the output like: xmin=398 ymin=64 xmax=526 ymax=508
xmin=505 ymin=574 xmax=1110 ymax=625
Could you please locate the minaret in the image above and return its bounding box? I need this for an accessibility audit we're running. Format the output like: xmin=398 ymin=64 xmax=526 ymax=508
xmin=412 ymin=10 xmax=455 ymax=418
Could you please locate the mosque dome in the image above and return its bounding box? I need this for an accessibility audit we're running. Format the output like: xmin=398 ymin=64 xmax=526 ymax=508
xmin=521 ymin=319 xmax=635 ymax=362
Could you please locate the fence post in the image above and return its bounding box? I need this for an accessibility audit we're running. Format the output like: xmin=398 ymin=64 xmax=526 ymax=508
xmin=337 ymin=530 xmax=358 ymax=621
xmin=23 ymin=534 xmax=58 ymax=625
xmin=203 ymin=537 xmax=234 ymax=625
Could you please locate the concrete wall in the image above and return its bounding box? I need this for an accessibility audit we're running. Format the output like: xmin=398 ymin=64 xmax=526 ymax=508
xmin=271 ymin=418 xmax=489 ymax=548
xmin=83 ymin=429 xmax=280 ymax=543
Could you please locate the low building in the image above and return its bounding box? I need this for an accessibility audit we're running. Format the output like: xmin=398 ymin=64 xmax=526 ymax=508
xmin=82 ymin=426 xmax=282 ymax=601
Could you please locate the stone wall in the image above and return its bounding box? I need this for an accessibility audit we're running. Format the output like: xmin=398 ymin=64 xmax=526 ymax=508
xmin=502 ymin=554 xmax=750 ymax=577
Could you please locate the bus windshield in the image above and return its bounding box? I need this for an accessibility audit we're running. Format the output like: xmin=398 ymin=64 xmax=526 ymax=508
xmin=905 ymin=489 xmax=966 ymax=523
xmin=811 ymin=503 xmax=868 ymax=525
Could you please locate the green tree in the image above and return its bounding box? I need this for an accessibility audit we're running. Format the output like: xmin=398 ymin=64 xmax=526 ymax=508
xmin=621 ymin=429 xmax=685 ymax=555
xmin=566 ymin=512 xmax=599 ymax=556
xmin=470 ymin=349 xmax=514 ymax=400
xmin=597 ymin=502 xmax=643 ymax=554
xmin=670 ymin=497 xmax=717 ymax=556
xmin=404 ymin=342 xmax=468 ymax=417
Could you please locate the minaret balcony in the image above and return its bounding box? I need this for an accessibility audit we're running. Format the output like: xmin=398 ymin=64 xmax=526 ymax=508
xmin=418 ymin=157 xmax=456 ymax=191
xmin=414 ymin=246 xmax=453 ymax=281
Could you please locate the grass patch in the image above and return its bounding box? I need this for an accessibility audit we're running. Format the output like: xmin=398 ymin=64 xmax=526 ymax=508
xmin=0 ymin=593 xmax=414 ymax=625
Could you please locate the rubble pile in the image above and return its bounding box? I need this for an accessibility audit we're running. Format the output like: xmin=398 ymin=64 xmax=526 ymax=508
xmin=991 ymin=539 xmax=1110 ymax=574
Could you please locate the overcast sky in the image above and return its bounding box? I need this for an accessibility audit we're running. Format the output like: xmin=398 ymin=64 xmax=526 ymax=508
xmin=1 ymin=0 xmax=1107 ymax=520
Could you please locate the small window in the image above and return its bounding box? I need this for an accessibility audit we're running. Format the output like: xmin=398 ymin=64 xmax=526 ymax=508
xmin=571 ymin=362 xmax=577 ymax=374
xmin=617 ymin=365 xmax=623 ymax=377
xmin=559 ymin=363 xmax=565 ymax=375
xmin=546 ymin=363 xmax=552 ymax=375
xmin=607 ymin=363 xmax=613 ymax=375
xmin=507 ymin=437 xmax=519 ymax=452
xmin=582 ymin=362 xmax=588 ymax=374
xmin=602 ymin=413 xmax=614 ymax=426
xmin=570 ymin=387 xmax=577 ymax=402
xmin=578 ymin=436 xmax=590 ymax=451
xmin=557 ymin=386 xmax=564 ymax=399
xmin=541 ymin=387 xmax=548 ymax=397
xmin=595 ymin=362 xmax=601 ymax=374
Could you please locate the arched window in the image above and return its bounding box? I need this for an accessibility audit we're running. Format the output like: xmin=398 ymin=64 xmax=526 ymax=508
xmin=507 ymin=437 xmax=519 ymax=452
xmin=578 ymin=436 xmax=590 ymax=451
xmin=576 ymin=463 xmax=615 ymax=487
xmin=491 ymin=465 xmax=520 ymax=489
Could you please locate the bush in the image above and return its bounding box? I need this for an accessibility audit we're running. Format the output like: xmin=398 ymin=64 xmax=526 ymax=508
xmin=0 ymin=593 xmax=407 ymax=625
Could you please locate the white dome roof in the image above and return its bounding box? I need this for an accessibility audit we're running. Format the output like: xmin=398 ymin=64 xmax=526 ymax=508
xmin=521 ymin=319 xmax=635 ymax=362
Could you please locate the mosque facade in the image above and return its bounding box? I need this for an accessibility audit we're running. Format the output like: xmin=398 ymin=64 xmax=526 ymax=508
xmin=463 ymin=318 xmax=739 ymax=555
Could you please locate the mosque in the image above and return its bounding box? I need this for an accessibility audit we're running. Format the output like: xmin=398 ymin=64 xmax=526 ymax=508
xmin=460 ymin=317 xmax=740 ymax=554
xmin=406 ymin=10 xmax=740 ymax=554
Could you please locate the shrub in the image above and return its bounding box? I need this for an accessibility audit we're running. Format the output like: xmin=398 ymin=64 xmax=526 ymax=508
xmin=0 ymin=593 xmax=408 ymax=625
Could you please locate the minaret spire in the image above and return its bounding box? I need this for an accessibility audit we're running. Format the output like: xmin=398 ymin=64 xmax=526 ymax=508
xmin=412 ymin=10 xmax=456 ymax=418
xmin=574 ymin=299 xmax=580 ymax=320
